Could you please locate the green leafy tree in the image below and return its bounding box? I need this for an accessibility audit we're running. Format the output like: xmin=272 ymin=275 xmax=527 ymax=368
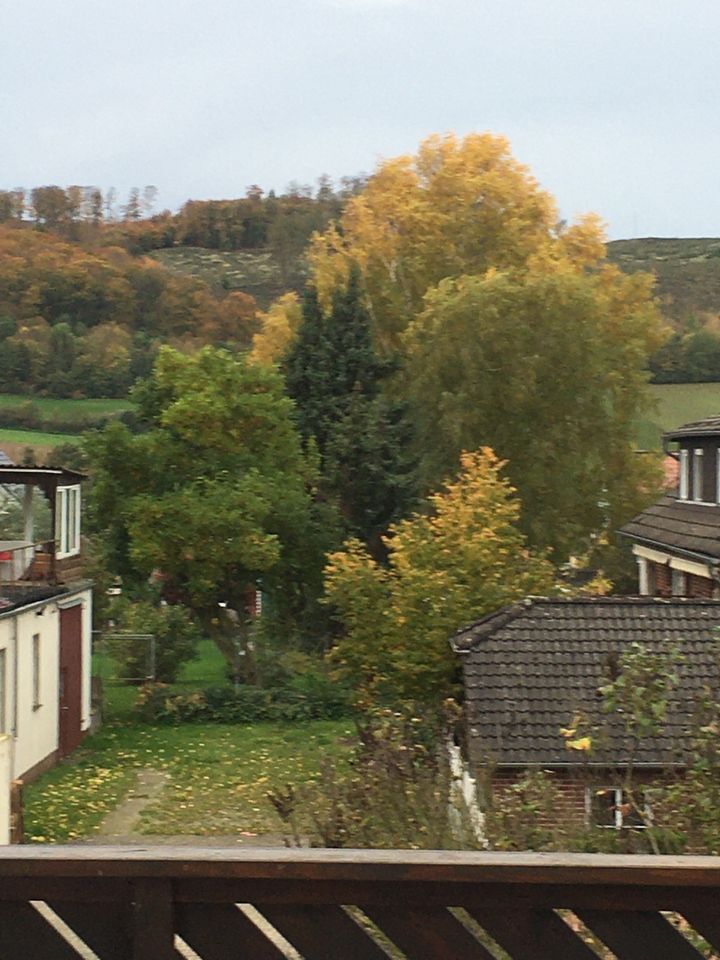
xmin=325 ymin=448 xmax=555 ymax=704
xmin=402 ymin=268 xmax=664 ymax=563
xmin=87 ymin=347 xmax=319 ymax=649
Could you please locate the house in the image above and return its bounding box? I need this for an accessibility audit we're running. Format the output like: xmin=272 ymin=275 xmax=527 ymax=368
xmin=620 ymin=414 xmax=720 ymax=598
xmin=0 ymin=462 xmax=92 ymax=841
xmin=451 ymin=596 xmax=720 ymax=828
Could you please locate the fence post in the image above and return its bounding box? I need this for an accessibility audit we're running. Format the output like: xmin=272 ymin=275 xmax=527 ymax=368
xmin=132 ymin=877 xmax=175 ymax=960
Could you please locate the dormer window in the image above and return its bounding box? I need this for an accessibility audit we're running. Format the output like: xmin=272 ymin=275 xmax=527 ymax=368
xmin=679 ymin=449 xmax=689 ymax=500
xmin=56 ymin=485 xmax=81 ymax=559
xmin=693 ymin=449 xmax=704 ymax=501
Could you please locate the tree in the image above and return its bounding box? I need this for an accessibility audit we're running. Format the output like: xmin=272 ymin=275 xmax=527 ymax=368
xmin=308 ymin=132 xmax=605 ymax=351
xmin=86 ymin=347 xmax=319 ymax=646
xmin=285 ymin=271 xmax=416 ymax=552
xmin=250 ymin=292 xmax=302 ymax=366
xmin=324 ymin=448 xmax=555 ymax=704
xmin=402 ymin=268 xmax=665 ymax=562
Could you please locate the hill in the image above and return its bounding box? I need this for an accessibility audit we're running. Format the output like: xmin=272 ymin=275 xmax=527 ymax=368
xmin=607 ymin=237 xmax=720 ymax=321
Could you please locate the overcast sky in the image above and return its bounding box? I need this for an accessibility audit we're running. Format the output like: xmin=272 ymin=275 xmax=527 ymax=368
xmin=2 ymin=0 xmax=718 ymax=239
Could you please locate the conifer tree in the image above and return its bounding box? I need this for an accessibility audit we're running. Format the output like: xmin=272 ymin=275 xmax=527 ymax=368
xmin=285 ymin=268 xmax=415 ymax=553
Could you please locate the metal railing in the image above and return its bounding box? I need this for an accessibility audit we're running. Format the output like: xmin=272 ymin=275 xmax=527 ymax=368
xmin=0 ymin=540 xmax=55 ymax=588
xmin=0 ymin=847 xmax=719 ymax=959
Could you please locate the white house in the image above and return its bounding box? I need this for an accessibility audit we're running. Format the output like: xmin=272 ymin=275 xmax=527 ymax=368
xmin=0 ymin=463 xmax=92 ymax=842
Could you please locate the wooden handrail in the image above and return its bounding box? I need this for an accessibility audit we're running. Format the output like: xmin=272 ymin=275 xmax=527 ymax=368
xmin=0 ymin=848 xmax=719 ymax=958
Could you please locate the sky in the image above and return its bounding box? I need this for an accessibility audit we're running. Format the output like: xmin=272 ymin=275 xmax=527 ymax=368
xmin=2 ymin=0 xmax=719 ymax=240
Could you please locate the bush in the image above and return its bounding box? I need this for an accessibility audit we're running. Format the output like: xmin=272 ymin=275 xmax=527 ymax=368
xmin=136 ymin=669 xmax=351 ymax=724
xmin=106 ymin=599 xmax=201 ymax=683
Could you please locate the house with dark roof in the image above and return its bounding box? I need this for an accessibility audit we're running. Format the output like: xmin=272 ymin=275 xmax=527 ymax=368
xmin=451 ymin=597 xmax=720 ymax=828
xmin=0 ymin=464 xmax=92 ymax=842
xmin=620 ymin=414 xmax=720 ymax=598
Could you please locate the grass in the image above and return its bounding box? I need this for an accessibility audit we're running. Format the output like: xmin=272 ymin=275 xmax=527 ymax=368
xmin=0 ymin=427 xmax=83 ymax=447
xmin=23 ymin=719 xmax=354 ymax=842
xmin=636 ymin=382 xmax=720 ymax=449
xmin=0 ymin=395 xmax=132 ymax=419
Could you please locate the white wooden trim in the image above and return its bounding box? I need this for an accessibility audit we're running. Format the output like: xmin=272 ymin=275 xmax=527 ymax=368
xmin=693 ymin=448 xmax=704 ymax=502
xmin=631 ymin=544 xmax=711 ymax=579
xmin=679 ymin=449 xmax=689 ymax=499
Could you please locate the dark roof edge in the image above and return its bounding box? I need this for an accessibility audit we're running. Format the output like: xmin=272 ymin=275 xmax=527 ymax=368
xmin=616 ymin=529 xmax=720 ymax=566
xmin=449 ymin=594 xmax=720 ymax=654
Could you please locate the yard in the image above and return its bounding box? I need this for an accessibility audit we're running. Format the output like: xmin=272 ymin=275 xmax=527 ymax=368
xmin=23 ymin=718 xmax=353 ymax=843
xmin=23 ymin=638 xmax=354 ymax=843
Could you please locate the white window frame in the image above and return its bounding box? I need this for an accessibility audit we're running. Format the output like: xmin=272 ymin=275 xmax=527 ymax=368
xmin=587 ymin=786 xmax=650 ymax=830
xmin=679 ymin=449 xmax=689 ymax=500
xmin=32 ymin=633 xmax=41 ymax=710
xmin=693 ymin=448 xmax=704 ymax=502
xmin=0 ymin=648 xmax=5 ymax=733
xmin=55 ymin=485 xmax=81 ymax=559
xmin=671 ymin=568 xmax=686 ymax=597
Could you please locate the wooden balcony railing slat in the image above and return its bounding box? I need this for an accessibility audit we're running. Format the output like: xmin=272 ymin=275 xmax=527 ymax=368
xmin=577 ymin=910 xmax=706 ymax=960
xmin=131 ymin=877 xmax=178 ymax=960
xmin=48 ymin=900 xmax=131 ymax=960
xmin=362 ymin=905 xmax=496 ymax=960
xmin=681 ymin=911 xmax=720 ymax=955
xmin=176 ymin=902 xmax=288 ymax=960
xmin=259 ymin=904 xmax=390 ymax=960
xmin=468 ymin=908 xmax=599 ymax=960
xmin=0 ymin=901 xmax=83 ymax=960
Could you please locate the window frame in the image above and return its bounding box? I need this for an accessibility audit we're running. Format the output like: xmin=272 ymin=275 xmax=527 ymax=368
xmin=692 ymin=448 xmax=704 ymax=502
xmin=679 ymin=449 xmax=689 ymax=500
xmin=55 ymin=485 xmax=81 ymax=559
xmin=587 ymin=785 xmax=651 ymax=830
xmin=32 ymin=633 xmax=41 ymax=710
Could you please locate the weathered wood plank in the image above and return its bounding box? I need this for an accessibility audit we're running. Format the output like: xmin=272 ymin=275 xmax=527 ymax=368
xmin=363 ymin=905 xmax=495 ymax=960
xmin=577 ymin=909 xmax=706 ymax=959
xmin=681 ymin=911 xmax=720 ymax=954
xmin=260 ymin=904 xmax=390 ymax=960
xmin=132 ymin=877 xmax=177 ymax=960
xmin=176 ymin=902 xmax=288 ymax=960
xmin=0 ymin=901 xmax=82 ymax=959
xmin=469 ymin=907 xmax=599 ymax=960
xmin=49 ymin=900 xmax=131 ymax=960
xmin=1 ymin=847 xmax=720 ymax=888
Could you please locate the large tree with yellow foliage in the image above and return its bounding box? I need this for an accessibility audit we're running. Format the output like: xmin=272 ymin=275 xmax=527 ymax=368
xmin=324 ymin=448 xmax=555 ymax=703
xmin=309 ymin=133 xmax=664 ymax=566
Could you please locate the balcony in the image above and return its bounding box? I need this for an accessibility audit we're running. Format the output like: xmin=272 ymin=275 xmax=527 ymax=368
xmin=0 ymin=847 xmax=719 ymax=959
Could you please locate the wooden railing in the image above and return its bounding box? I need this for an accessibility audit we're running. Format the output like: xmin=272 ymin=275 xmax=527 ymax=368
xmin=1 ymin=847 xmax=720 ymax=959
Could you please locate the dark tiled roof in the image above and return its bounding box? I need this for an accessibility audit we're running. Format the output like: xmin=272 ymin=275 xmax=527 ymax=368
xmin=618 ymin=495 xmax=720 ymax=562
xmin=452 ymin=597 xmax=720 ymax=768
xmin=665 ymin=414 xmax=720 ymax=440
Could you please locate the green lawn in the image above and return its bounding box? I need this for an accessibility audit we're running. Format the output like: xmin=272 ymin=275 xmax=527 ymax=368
xmin=0 ymin=395 xmax=133 ymax=419
xmin=636 ymin=383 xmax=720 ymax=449
xmin=23 ymin=719 xmax=354 ymax=842
xmin=0 ymin=427 xmax=83 ymax=447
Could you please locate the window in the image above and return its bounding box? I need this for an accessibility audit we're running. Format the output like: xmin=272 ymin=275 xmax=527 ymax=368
xmin=32 ymin=633 xmax=41 ymax=709
xmin=693 ymin=448 xmax=704 ymax=501
xmin=671 ymin=569 xmax=686 ymax=597
xmin=55 ymin=485 xmax=81 ymax=559
xmin=589 ymin=786 xmax=649 ymax=829
xmin=679 ymin=449 xmax=689 ymax=500
xmin=0 ymin=649 xmax=5 ymax=733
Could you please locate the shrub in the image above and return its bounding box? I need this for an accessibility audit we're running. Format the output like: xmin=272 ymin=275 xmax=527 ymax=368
xmin=106 ymin=599 xmax=201 ymax=683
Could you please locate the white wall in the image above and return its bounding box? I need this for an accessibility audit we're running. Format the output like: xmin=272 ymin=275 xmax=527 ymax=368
xmin=0 ymin=735 xmax=10 ymax=844
xmin=0 ymin=585 xmax=92 ymax=780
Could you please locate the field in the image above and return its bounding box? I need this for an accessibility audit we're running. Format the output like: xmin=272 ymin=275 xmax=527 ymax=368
xmin=151 ymin=246 xmax=296 ymax=308
xmin=636 ymin=382 xmax=720 ymax=449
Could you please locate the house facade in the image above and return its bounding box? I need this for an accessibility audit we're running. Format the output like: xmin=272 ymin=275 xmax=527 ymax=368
xmin=0 ymin=463 xmax=92 ymax=807
xmin=451 ymin=597 xmax=720 ymax=829
xmin=620 ymin=414 xmax=720 ymax=598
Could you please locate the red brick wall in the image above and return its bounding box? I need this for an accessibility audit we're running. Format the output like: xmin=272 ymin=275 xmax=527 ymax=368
xmin=687 ymin=573 xmax=715 ymax=599
xmin=652 ymin=562 xmax=671 ymax=597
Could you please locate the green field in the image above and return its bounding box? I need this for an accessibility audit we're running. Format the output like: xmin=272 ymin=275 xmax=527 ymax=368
xmin=0 ymin=395 xmax=132 ymax=419
xmin=637 ymin=383 xmax=720 ymax=449
xmin=0 ymin=427 xmax=82 ymax=447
